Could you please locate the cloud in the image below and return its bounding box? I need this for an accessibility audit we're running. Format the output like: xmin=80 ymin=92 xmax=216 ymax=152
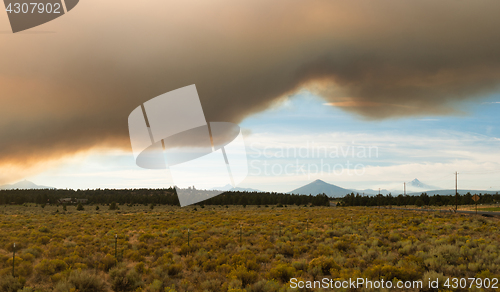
xmin=323 ymin=101 xmax=413 ymax=108
xmin=242 ymin=130 xmax=500 ymax=192
xmin=1 ymin=0 xmax=500 ymax=183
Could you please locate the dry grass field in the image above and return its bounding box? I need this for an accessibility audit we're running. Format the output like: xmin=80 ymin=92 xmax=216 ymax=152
xmin=0 ymin=204 xmax=499 ymax=291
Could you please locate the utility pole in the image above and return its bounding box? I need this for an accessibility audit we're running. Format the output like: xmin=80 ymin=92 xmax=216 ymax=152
xmin=404 ymin=182 xmax=406 ymax=208
xmin=378 ymin=188 xmax=381 ymax=208
xmin=455 ymin=172 xmax=459 ymax=212
xmin=114 ymin=234 xmax=117 ymax=260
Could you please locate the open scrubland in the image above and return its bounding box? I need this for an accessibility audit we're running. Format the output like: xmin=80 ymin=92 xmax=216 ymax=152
xmin=0 ymin=204 xmax=499 ymax=291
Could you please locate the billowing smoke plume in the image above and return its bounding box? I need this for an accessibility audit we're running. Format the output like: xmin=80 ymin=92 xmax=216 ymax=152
xmin=1 ymin=0 xmax=500 ymax=183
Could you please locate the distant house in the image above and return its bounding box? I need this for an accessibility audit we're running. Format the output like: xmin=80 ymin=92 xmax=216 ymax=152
xmin=57 ymin=198 xmax=88 ymax=204
xmin=58 ymin=198 xmax=72 ymax=204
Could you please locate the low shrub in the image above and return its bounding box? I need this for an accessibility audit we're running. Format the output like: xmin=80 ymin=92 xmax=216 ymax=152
xmin=269 ymin=264 xmax=295 ymax=283
xmin=0 ymin=275 xmax=23 ymax=292
xmin=54 ymin=269 xmax=107 ymax=292
xmin=109 ymin=264 xmax=142 ymax=292
xmin=35 ymin=259 xmax=68 ymax=276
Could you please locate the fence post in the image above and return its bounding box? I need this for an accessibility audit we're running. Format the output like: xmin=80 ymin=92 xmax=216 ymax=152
xmin=12 ymin=243 xmax=15 ymax=277
xmin=114 ymin=234 xmax=117 ymax=260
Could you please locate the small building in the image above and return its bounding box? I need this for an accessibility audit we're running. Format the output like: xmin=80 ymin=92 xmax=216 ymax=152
xmin=58 ymin=198 xmax=73 ymax=204
xmin=57 ymin=198 xmax=88 ymax=204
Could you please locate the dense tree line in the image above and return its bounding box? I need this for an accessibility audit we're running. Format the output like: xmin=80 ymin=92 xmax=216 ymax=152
xmin=0 ymin=188 xmax=180 ymax=206
xmin=0 ymin=188 xmax=330 ymax=206
xmin=201 ymin=191 xmax=330 ymax=206
xmin=338 ymin=192 xmax=500 ymax=207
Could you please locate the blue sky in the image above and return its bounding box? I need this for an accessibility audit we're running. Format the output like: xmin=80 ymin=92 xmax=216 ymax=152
xmin=26 ymin=90 xmax=500 ymax=193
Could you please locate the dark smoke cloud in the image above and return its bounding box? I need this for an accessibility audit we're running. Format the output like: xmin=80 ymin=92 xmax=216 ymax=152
xmin=1 ymin=0 xmax=500 ymax=183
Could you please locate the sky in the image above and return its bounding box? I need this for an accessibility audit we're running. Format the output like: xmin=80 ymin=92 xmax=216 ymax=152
xmin=25 ymin=90 xmax=500 ymax=193
xmin=2 ymin=0 xmax=500 ymax=192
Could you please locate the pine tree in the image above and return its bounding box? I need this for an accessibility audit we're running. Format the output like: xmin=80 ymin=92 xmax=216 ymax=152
xmin=109 ymin=202 xmax=119 ymax=210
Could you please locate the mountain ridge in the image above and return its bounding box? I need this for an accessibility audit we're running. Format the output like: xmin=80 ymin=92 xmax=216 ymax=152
xmin=0 ymin=180 xmax=55 ymax=190
xmin=288 ymin=179 xmax=352 ymax=197
xmin=210 ymin=184 xmax=261 ymax=192
xmin=408 ymin=178 xmax=437 ymax=190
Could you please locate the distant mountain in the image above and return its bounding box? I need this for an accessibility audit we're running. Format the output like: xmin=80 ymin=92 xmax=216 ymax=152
xmin=0 ymin=180 xmax=55 ymax=190
xmin=231 ymin=187 xmax=261 ymax=192
xmin=356 ymin=189 xmax=392 ymax=195
xmin=408 ymin=178 xmax=437 ymax=190
xmin=288 ymin=179 xmax=352 ymax=197
xmin=408 ymin=189 xmax=500 ymax=196
xmin=211 ymin=184 xmax=261 ymax=192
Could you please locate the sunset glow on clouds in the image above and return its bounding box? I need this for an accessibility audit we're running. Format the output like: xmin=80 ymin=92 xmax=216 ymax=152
xmin=2 ymin=0 xmax=500 ymax=191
